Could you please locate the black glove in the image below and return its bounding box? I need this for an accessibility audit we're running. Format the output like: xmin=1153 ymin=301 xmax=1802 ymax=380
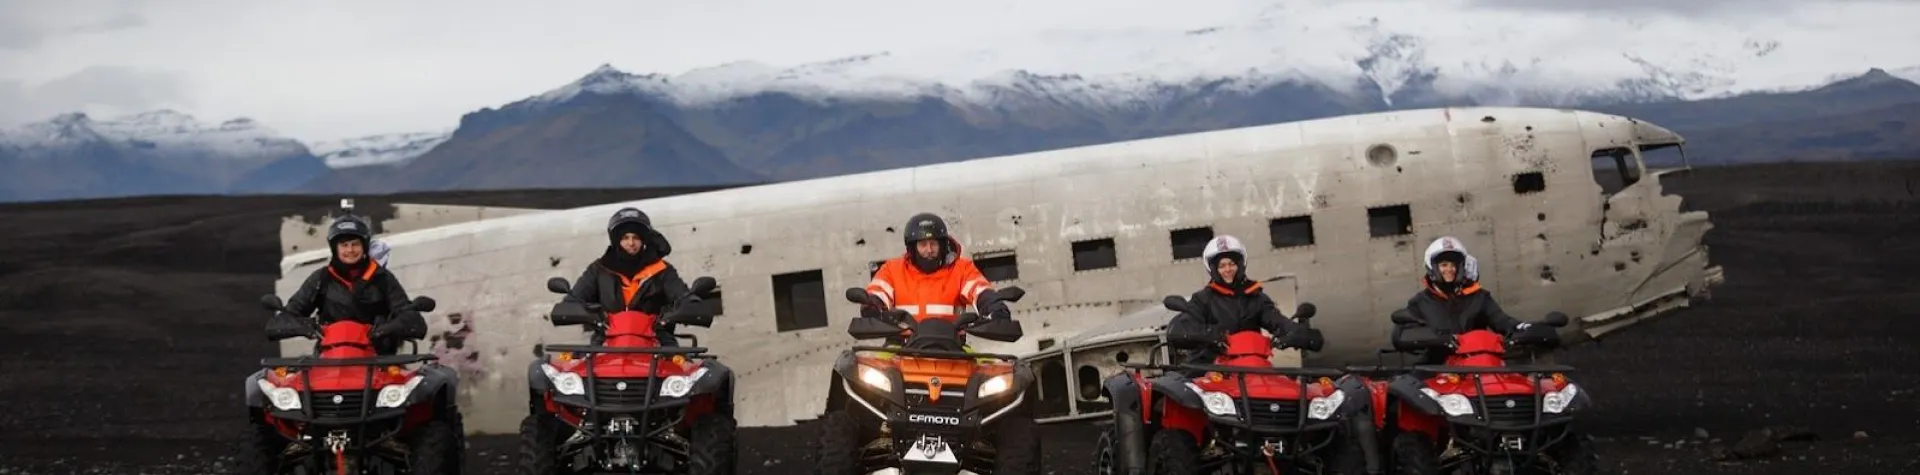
xmin=1514 ymin=324 xmax=1560 ymax=347
xmin=372 ymin=313 xmax=428 ymax=341
xmin=265 ymin=312 xmax=318 ymax=340
xmin=985 ymin=302 xmax=1012 ymax=320
xmin=1279 ymin=328 xmax=1325 ymax=352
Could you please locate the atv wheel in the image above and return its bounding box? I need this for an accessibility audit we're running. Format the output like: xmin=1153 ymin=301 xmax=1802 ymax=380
xmin=1388 ymin=433 xmax=1439 ymax=475
xmin=1545 ymin=432 xmax=1599 ymax=475
xmin=990 ymin=412 xmax=1041 ymax=475
xmin=517 ymin=413 xmax=568 ymax=475
xmin=813 ymin=410 xmax=864 ymax=475
xmin=1147 ymin=429 xmax=1200 ymax=475
xmin=406 ymin=419 xmax=459 ymax=475
xmin=689 ymin=413 xmax=739 ymax=475
xmin=1092 ymin=427 xmax=1118 ymax=475
xmin=233 ymin=415 xmax=285 ymax=475
xmin=442 ymin=404 xmax=469 ymax=475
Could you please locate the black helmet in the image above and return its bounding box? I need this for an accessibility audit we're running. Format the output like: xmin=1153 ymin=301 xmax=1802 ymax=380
xmin=902 ymin=212 xmax=955 ymax=273
xmin=327 ymin=214 xmax=372 ymax=246
xmin=901 ymin=212 xmax=950 ymax=247
xmin=606 ymin=207 xmax=671 ymax=256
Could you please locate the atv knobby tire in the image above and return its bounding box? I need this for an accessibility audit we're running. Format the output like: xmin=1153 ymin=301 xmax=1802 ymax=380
xmin=517 ymin=413 xmax=568 ymax=475
xmin=990 ymin=413 xmax=1041 ymax=475
xmin=689 ymin=413 xmax=740 ymax=475
xmin=813 ymin=410 xmax=864 ymax=475
xmin=407 ymin=419 xmax=459 ymax=475
xmin=234 ymin=416 xmax=285 ymax=475
xmin=1545 ymin=432 xmax=1599 ymax=475
xmin=1147 ymin=429 xmax=1200 ymax=475
xmin=1389 ymin=433 xmax=1439 ymax=475
xmin=1091 ymin=427 xmax=1118 ymax=475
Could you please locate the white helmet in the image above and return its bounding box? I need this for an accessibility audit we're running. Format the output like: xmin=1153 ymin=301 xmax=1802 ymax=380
xmin=1201 ymin=234 xmax=1248 ymax=273
xmin=1422 ymin=236 xmax=1477 ymax=282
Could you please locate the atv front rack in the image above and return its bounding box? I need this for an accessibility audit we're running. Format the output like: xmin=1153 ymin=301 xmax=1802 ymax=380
xmin=537 ymin=344 xmax=716 ymax=441
xmin=256 ymin=353 xmax=441 ymax=451
xmin=848 ymin=345 xmax=1019 ymax=362
xmin=1409 ymin=363 xmax=1579 ymax=439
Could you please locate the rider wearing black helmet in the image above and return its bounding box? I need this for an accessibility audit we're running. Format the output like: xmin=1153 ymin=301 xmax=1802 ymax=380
xmin=559 ymin=207 xmax=703 ymax=345
xmin=269 ymin=214 xmax=427 ymax=354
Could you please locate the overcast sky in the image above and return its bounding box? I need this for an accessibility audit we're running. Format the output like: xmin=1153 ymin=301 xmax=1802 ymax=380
xmin=0 ymin=0 xmax=1909 ymax=142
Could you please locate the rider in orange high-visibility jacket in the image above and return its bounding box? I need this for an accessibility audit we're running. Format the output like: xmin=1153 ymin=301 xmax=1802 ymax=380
xmin=861 ymin=213 xmax=1011 ymax=341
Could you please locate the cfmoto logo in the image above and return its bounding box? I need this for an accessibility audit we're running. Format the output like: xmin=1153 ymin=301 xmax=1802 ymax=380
xmin=909 ymin=414 xmax=961 ymax=426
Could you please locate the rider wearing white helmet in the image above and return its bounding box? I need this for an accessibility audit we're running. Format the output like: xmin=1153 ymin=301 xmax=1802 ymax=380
xmin=1163 ymin=235 xmax=1322 ymax=367
xmin=1390 ymin=236 xmax=1558 ymax=364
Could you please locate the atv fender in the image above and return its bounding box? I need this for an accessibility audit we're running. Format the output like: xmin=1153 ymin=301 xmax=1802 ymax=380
xmin=526 ymin=359 xmax=557 ymax=394
xmin=403 ymin=364 xmax=461 ymax=408
xmin=1145 ymin=373 xmax=1204 ymax=411
xmin=1101 ymin=372 xmax=1151 ymax=475
xmin=1386 ymin=375 xmax=1443 ymax=416
xmin=689 ymin=360 xmax=734 ymax=397
xmin=1333 ymin=376 xmax=1374 ymax=417
xmin=243 ymin=367 xmax=270 ymax=407
xmin=1101 ymin=372 xmax=1145 ymax=420
xmin=826 ymin=350 xmax=887 ymax=419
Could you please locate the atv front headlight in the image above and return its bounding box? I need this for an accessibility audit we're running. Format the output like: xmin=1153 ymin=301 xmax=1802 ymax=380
xmin=1419 ymin=388 xmax=1474 ymax=416
xmin=660 ymin=367 xmax=710 ymax=398
xmin=541 ymin=363 xmax=585 ymax=396
xmin=375 ymin=375 xmax=425 ymax=408
xmin=257 ymin=379 xmax=302 ymax=411
xmin=977 ymin=374 xmax=1013 ymax=398
xmin=1306 ymin=390 xmax=1346 ymax=420
xmin=1542 ymin=384 xmax=1579 ymax=414
xmin=858 ymin=365 xmax=892 ymax=391
xmin=1187 ymin=383 xmax=1237 ymax=416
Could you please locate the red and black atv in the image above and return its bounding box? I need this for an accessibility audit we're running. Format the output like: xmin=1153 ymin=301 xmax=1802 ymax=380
xmin=1094 ymin=296 xmax=1369 ymax=475
xmin=520 ymin=275 xmax=735 ymax=475
xmin=814 ymin=286 xmax=1040 ymax=475
xmin=1342 ymin=311 xmax=1594 ymax=475
xmin=240 ymin=294 xmax=465 ymax=475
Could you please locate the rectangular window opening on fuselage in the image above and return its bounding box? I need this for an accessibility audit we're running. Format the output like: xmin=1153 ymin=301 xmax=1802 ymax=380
xmin=773 ymin=270 xmax=827 ymax=332
xmin=974 ymin=251 xmax=1020 ymax=282
xmin=1169 ymin=226 xmax=1214 ymax=260
xmin=1367 ymin=205 xmax=1413 ymax=238
xmin=1268 ymin=215 xmax=1315 ymax=248
xmin=1072 ymin=238 xmax=1118 ymax=271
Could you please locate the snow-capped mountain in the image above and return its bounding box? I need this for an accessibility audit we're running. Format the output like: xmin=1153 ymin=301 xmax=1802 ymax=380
xmin=517 ymin=1 xmax=1920 ymax=113
xmin=308 ymin=130 xmax=453 ymax=168
xmin=0 ymin=110 xmax=307 ymax=160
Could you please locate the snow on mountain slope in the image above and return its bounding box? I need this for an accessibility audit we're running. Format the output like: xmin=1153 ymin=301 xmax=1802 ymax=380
xmin=0 ymin=110 xmax=307 ymax=159
xmin=309 ymin=130 xmax=453 ymax=168
xmin=527 ymin=0 xmax=1920 ymax=110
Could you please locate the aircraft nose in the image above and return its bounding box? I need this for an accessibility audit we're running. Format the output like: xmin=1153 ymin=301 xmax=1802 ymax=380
xmin=1630 ymin=119 xmax=1683 ymax=146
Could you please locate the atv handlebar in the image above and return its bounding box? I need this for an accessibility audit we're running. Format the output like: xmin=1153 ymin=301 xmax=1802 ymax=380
xmin=260 ymin=353 xmax=437 ymax=369
xmin=848 ymin=345 xmax=1019 ymax=362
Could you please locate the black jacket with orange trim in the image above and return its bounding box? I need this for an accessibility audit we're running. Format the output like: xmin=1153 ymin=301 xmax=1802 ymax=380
xmin=1390 ymin=276 xmax=1526 ymax=364
xmin=1165 ymin=279 xmax=1314 ymax=365
xmin=277 ymin=261 xmax=428 ymax=346
xmin=560 ymin=253 xmax=698 ymax=346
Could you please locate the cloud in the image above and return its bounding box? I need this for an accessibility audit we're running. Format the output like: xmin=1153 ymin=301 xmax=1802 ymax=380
xmin=1465 ymin=0 xmax=1902 ymax=16
xmin=0 ymin=1 xmax=145 ymax=50
xmin=0 ymin=66 xmax=191 ymax=125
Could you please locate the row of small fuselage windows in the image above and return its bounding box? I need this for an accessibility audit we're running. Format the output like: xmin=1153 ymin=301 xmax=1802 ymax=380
xmin=743 ymin=169 xmax=1567 ymax=331
xmin=727 ymin=202 xmax=1430 ymax=334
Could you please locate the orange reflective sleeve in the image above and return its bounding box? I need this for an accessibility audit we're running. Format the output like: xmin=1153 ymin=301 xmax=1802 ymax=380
xmin=865 ymin=259 xmax=900 ymax=308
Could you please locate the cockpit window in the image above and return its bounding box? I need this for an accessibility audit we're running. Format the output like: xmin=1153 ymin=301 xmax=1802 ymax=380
xmin=1590 ymin=147 xmax=1641 ymax=195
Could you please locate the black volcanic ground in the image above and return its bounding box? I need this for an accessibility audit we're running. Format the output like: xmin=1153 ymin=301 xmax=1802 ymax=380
xmin=2 ymin=163 xmax=1917 ymax=474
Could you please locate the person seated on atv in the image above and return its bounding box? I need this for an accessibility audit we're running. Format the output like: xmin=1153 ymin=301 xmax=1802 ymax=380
xmin=558 ymin=207 xmax=702 ymax=346
xmin=1162 ymin=235 xmax=1323 ymax=376
xmin=1390 ymin=236 xmax=1559 ymax=365
xmin=267 ymin=214 xmax=428 ymax=355
xmin=858 ymin=212 xmax=1011 ymax=353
